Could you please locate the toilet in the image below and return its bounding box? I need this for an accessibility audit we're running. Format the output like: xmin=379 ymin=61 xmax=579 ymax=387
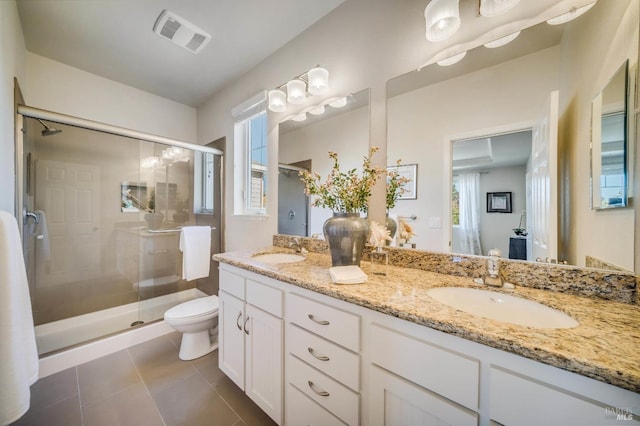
xmin=164 ymin=295 xmax=219 ymax=360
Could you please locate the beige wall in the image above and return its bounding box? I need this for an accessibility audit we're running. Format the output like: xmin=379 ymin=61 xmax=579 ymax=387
xmin=0 ymin=0 xmax=26 ymax=214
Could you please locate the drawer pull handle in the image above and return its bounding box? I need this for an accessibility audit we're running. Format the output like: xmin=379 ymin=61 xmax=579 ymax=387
xmin=308 ymin=380 xmax=329 ymax=397
xmin=236 ymin=313 xmax=242 ymax=331
xmin=307 ymin=347 xmax=330 ymax=361
xmin=308 ymin=314 xmax=330 ymax=326
xmin=244 ymin=316 xmax=250 ymax=335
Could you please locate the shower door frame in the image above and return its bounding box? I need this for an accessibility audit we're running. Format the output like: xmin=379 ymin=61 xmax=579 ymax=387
xmin=14 ymin=104 xmax=223 ymax=237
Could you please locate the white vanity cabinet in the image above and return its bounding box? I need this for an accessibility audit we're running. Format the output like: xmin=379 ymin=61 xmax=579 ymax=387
xmin=217 ymin=264 xmax=640 ymax=426
xmin=218 ymin=265 xmax=283 ymax=424
xmin=285 ymin=292 xmax=361 ymax=426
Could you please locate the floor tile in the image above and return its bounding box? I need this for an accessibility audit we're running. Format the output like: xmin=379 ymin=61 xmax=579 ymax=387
xmin=12 ymin=394 xmax=82 ymax=426
xmin=77 ymin=349 xmax=142 ymax=406
xmin=27 ymin=368 xmax=78 ymax=412
xmin=128 ymin=335 xmax=197 ymax=396
xmin=192 ymin=350 xmax=226 ymax=386
xmin=153 ymin=373 xmax=240 ymax=426
xmin=82 ymin=383 xmax=164 ymax=426
xmin=213 ymin=375 xmax=277 ymax=426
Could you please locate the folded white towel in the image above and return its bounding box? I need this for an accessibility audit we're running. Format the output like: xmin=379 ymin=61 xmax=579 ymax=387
xmin=179 ymin=226 xmax=211 ymax=281
xmin=329 ymin=265 xmax=368 ymax=284
xmin=0 ymin=211 xmax=39 ymax=424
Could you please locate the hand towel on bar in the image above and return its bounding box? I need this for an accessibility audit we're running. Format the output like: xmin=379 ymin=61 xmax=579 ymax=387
xmin=0 ymin=211 xmax=39 ymax=424
xmin=329 ymin=265 xmax=368 ymax=284
xmin=179 ymin=226 xmax=211 ymax=281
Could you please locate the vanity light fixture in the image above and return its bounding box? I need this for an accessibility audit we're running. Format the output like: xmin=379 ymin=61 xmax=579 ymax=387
xmin=286 ymin=79 xmax=307 ymax=104
xmin=546 ymin=1 xmax=597 ymax=25
xmin=437 ymin=51 xmax=467 ymax=66
xmin=268 ymin=89 xmax=287 ymax=113
xmin=425 ymin=0 xmax=461 ymax=42
xmin=267 ymin=66 xmax=330 ymax=112
xmin=308 ymin=105 xmax=325 ymax=115
xmin=484 ymin=30 xmax=521 ymax=48
xmin=479 ymin=0 xmax=520 ymax=17
xmin=327 ymin=96 xmax=348 ymax=108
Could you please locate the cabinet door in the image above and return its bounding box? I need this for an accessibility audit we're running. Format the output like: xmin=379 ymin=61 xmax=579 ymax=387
xmin=246 ymin=304 xmax=283 ymax=425
xmin=369 ymin=366 xmax=477 ymax=426
xmin=219 ymin=291 xmax=245 ymax=390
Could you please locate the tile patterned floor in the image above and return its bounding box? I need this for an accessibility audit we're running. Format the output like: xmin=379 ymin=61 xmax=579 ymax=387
xmin=11 ymin=332 xmax=277 ymax=426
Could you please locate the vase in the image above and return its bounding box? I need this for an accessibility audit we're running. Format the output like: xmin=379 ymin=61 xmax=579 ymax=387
xmin=145 ymin=212 xmax=164 ymax=230
xmin=323 ymin=212 xmax=369 ymax=267
xmin=385 ymin=214 xmax=397 ymax=245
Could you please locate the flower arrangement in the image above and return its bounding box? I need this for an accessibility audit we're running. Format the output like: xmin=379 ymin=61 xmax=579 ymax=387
xmin=398 ymin=218 xmax=416 ymax=244
xmin=513 ymin=210 xmax=527 ymax=236
xmin=386 ymin=161 xmax=410 ymax=210
xmin=299 ymin=147 xmax=384 ymax=213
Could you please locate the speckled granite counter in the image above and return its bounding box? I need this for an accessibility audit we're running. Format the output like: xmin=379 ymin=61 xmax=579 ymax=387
xmin=214 ymin=247 xmax=640 ymax=394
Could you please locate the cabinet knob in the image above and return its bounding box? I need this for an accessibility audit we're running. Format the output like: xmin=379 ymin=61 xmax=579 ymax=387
xmin=308 ymin=380 xmax=330 ymax=397
xmin=308 ymin=314 xmax=330 ymax=326
xmin=308 ymin=347 xmax=330 ymax=361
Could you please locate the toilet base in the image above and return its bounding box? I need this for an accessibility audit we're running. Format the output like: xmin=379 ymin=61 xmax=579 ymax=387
xmin=178 ymin=329 xmax=218 ymax=361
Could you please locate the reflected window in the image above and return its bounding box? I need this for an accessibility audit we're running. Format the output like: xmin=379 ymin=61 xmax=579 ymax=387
xmin=452 ymin=179 xmax=460 ymax=226
xmin=233 ymin=92 xmax=268 ymax=215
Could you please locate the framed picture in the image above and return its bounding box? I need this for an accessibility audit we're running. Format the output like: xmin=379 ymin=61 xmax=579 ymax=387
xmin=487 ymin=192 xmax=512 ymax=213
xmin=387 ymin=164 xmax=418 ymax=200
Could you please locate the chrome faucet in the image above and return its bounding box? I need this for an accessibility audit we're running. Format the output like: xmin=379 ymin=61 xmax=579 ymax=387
xmin=483 ymin=248 xmax=504 ymax=287
xmin=289 ymin=237 xmax=308 ymax=255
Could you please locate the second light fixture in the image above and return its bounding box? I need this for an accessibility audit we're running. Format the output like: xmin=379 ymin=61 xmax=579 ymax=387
xmin=268 ymin=66 xmax=329 ymax=112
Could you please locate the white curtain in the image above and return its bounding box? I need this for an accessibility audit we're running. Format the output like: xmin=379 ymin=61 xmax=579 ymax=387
xmin=458 ymin=173 xmax=483 ymax=255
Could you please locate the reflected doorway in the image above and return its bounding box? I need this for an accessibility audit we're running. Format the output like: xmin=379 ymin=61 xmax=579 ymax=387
xmin=451 ymin=131 xmax=532 ymax=259
xmin=278 ymin=162 xmax=309 ymax=236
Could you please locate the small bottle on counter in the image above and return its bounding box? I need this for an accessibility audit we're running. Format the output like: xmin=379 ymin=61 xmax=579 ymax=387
xmin=370 ymin=246 xmax=388 ymax=276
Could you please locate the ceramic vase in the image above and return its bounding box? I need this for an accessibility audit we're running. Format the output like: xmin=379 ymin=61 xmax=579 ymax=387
xmin=323 ymin=212 xmax=369 ymax=267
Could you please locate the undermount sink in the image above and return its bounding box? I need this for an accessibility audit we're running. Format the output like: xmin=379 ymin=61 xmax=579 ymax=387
xmin=427 ymin=287 xmax=579 ymax=329
xmin=251 ymin=253 xmax=306 ymax=264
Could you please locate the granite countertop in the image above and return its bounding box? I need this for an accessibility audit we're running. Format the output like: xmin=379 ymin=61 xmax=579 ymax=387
xmin=214 ymin=247 xmax=640 ymax=394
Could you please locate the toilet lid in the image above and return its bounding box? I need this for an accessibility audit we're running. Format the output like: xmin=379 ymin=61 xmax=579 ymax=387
xmin=164 ymin=295 xmax=219 ymax=320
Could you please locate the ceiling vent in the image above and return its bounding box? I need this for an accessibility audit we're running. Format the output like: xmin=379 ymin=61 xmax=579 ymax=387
xmin=153 ymin=10 xmax=211 ymax=54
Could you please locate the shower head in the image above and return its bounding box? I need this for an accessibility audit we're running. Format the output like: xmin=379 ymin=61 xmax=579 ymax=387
xmin=37 ymin=119 xmax=62 ymax=136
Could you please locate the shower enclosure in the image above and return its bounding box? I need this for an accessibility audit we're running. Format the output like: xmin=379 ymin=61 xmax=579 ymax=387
xmin=16 ymin=106 xmax=223 ymax=355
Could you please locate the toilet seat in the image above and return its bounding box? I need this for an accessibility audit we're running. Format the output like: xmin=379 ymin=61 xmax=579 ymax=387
xmin=164 ymin=295 xmax=219 ymax=322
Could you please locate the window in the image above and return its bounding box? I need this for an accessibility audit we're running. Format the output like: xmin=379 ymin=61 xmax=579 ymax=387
xmin=233 ymin=92 xmax=268 ymax=215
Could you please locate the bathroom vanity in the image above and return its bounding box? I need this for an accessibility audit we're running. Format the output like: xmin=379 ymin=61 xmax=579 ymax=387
xmin=214 ymin=247 xmax=640 ymax=425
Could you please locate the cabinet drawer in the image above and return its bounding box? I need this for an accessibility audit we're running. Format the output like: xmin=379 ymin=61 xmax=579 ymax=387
xmin=287 ymin=323 xmax=359 ymax=391
xmin=286 ymin=384 xmax=346 ymax=426
xmin=370 ymin=324 xmax=479 ymax=411
xmin=247 ymin=279 xmax=283 ymax=318
xmin=287 ymin=293 xmax=360 ymax=352
xmin=220 ymin=269 xmax=245 ymax=300
xmin=288 ymin=355 xmax=359 ymax=426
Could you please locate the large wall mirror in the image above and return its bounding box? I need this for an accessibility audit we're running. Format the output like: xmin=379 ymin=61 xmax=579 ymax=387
xmin=386 ymin=0 xmax=638 ymax=272
xmin=591 ymin=61 xmax=629 ymax=210
xmin=278 ymin=89 xmax=370 ymax=237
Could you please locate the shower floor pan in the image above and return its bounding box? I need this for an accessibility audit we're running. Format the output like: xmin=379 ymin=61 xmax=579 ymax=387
xmin=35 ymin=287 xmax=206 ymax=355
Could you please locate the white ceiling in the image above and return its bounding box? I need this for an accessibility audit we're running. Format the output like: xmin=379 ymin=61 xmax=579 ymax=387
xmin=17 ymin=0 xmax=346 ymax=107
